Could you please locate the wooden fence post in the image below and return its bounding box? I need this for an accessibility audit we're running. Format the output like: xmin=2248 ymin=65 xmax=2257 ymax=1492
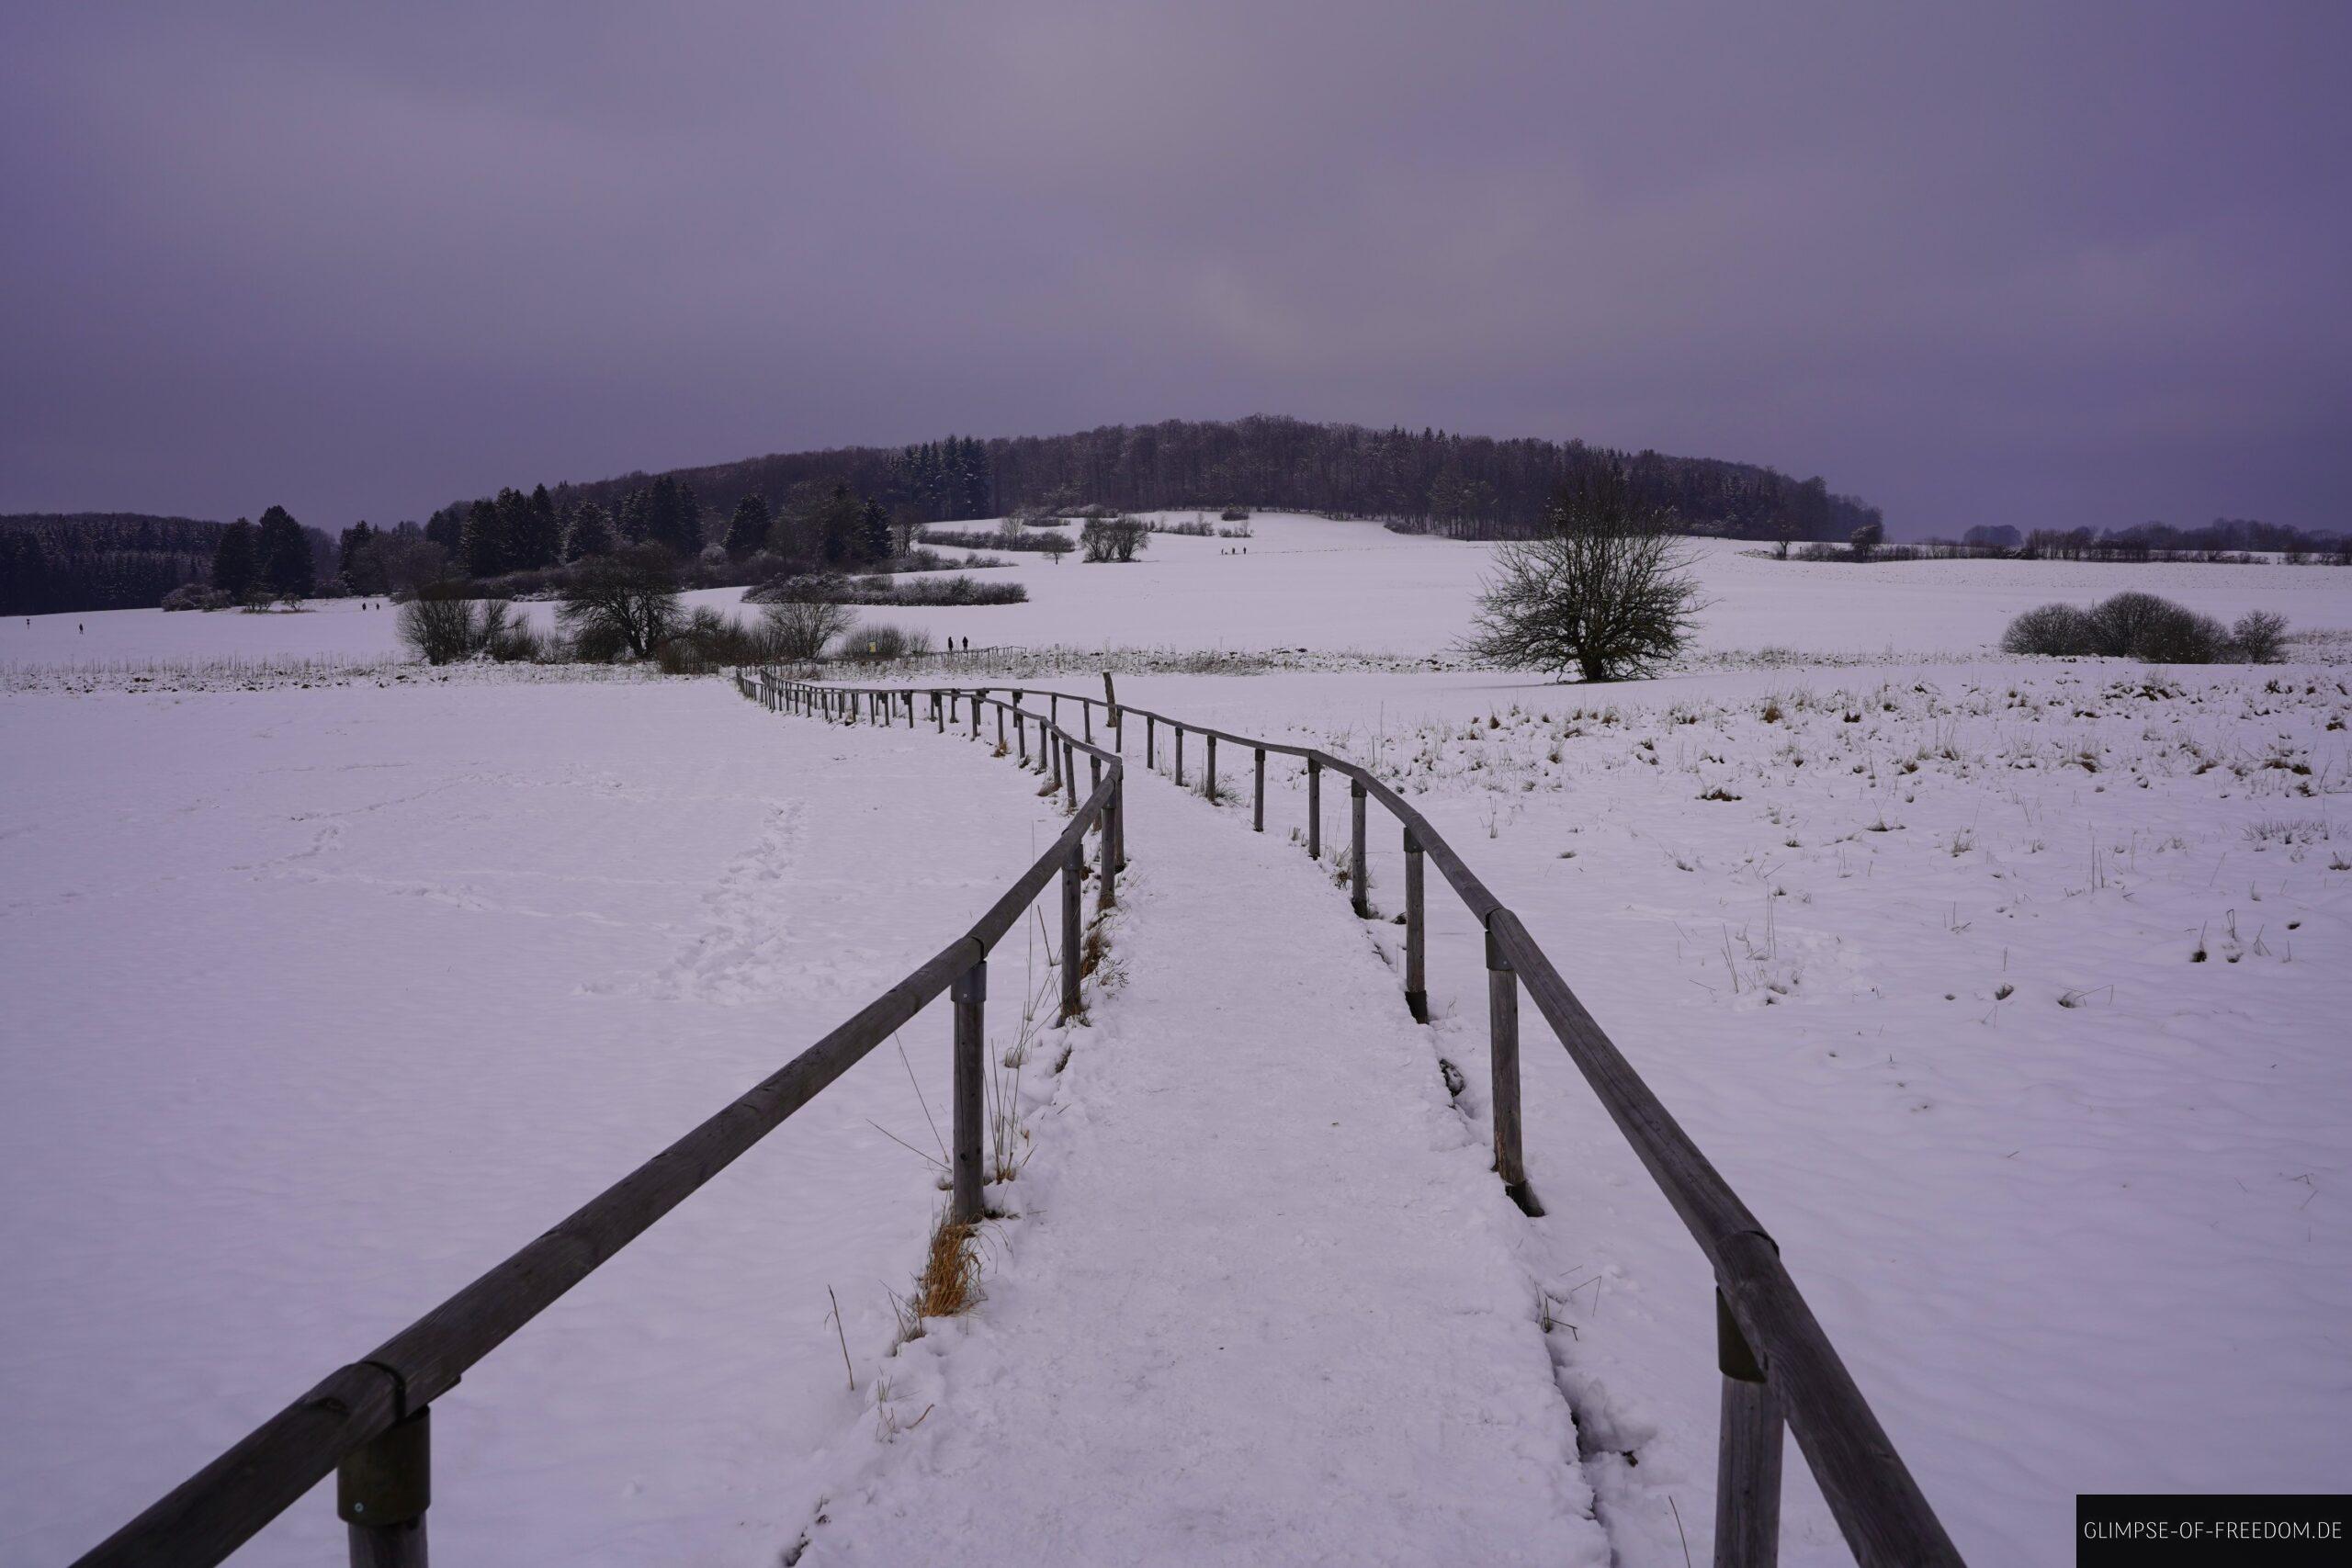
xmin=1174 ymin=728 xmax=1185 ymax=787
xmin=1205 ymin=735 xmax=1217 ymax=801
xmin=1100 ymin=788 xmax=1120 ymax=910
xmin=1350 ymin=779 xmax=1370 ymax=918
xmin=1307 ymin=759 xmax=1322 ymax=859
xmin=1060 ymin=843 xmax=1084 ymax=1021
xmin=1404 ymin=828 xmax=1428 ymax=1021
xmin=338 ymin=1404 xmax=430 ymax=1568
xmin=1486 ymin=923 xmax=1527 ymax=1198
xmin=1714 ymin=1289 xmax=1785 ymax=1568
xmin=1063 ymin=741 xmax=1078 ymax=810
xmin=1146 ymin=715 xmax=1155 ymax=769
xmin=935 ymin=693 xmax=944 ymax=733
xmin=1253 ymin=748 xmax=1266 ymax=831
xmin=1017 ymin=714 xmax=1028 ymax=764
xmin=952 ymin=959 xmax=987 ymax=1224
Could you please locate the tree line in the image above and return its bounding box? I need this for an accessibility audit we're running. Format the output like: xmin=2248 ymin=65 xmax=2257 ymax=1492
xmin=0 ymin=513 xmax=333 ymax=616
xmin=485 ymin=415 xmax=1882 ymax=546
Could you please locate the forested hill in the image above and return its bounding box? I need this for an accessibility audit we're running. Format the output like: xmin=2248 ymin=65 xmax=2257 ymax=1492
xmin=0 ymin=513 xmax=226 ymax=615
xmin=513 ymin=415 xmax=1882 ymax=542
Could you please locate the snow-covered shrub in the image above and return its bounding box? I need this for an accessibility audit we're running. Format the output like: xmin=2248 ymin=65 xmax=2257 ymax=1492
xmin=161 ymin=584 xmax=231 ymax=612
xmin=397 ymin=588 xmax=482 ymax=665
xmin=2232 ymin=610 xmax=2290 ymax=663
xmin=762 ymin=598 xmax=854 ymax=661
xmin=2001 ymin=603 xmax=2101 ymax=657
xmin=844 ymin=623 xmax=933 ymax=662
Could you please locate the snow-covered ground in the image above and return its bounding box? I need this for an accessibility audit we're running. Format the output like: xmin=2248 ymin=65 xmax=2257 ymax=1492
xmin=6 ymin=511 xmax=2350 ymax=1565
xmin=0 ymin=682 xmax=1078 ymax=1563
xmin=1057 ymin=660 xmax=2352 ymax=1563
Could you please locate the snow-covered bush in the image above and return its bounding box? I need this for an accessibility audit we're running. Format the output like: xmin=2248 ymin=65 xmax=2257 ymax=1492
xmin=161 ymin=584 xmax=230 ymax=612
xmin=843 ymin=622 xmax=933 ymax=662
xmin=397 ymin=588 xmax=483 ymax=665
xmin=763 ymin=598 xmax=855 ymax=661
xmin=2001 ymin=603 xmax=2101 ymax=657
xmin=2002 ymin=592 xmax=2281 ymax=664
xmin=2232 ymin=610 xmax=2290 ymax=663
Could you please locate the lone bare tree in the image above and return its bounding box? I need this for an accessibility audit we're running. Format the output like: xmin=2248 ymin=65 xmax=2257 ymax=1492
xmin=1461 ymin=468 xmax=1703 ymax=682
xmin=559 ymin=544 xmax=681 ymax=660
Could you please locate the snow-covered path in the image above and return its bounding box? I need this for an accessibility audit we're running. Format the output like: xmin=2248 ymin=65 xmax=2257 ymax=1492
xmin=800 ymin=769 xmax=1611 ymax=1566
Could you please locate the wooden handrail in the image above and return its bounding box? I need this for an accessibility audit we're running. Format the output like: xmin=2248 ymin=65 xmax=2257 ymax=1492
xmin=72 ymin=672 xmax=1120 ymax=1568
xmin=771 ymin=673 xmax=1962 ymax=1568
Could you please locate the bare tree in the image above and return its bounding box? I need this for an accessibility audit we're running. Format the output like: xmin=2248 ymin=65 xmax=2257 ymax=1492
xmin=1460 ymin=468 xmax=1703 ymax=682
xmin=762 ymin=597 xmax=855 ymax=661
xmin=1080 ymin=515 xmax=1149 ymax=563
xmin=397 ymin=584 xmax=482 ymax=665
xmin=559 ymin=544 xmax=681 ymax=660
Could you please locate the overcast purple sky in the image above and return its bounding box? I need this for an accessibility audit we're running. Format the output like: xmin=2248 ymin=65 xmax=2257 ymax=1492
xmin=3 ymin=2 xmax=2345 ymax=535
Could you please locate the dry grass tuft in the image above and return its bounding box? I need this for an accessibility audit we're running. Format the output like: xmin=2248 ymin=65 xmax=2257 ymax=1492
xmin=892 ymin=1210 xmax=982 ymax=1342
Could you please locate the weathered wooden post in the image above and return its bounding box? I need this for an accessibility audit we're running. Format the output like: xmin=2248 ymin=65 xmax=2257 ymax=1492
xmin=1146 ymin=714 xmax=1155 ymax=769
xmin=1253 ymin=748 xmax=1266 ymax=831
xmin=935 ymin=693 xmax=944 ymax=733
xmin=995 ymin=702 xmax=1004 ymax=750
xmin=339 ymin=1404 xmax=431 ymax=1568
xmin=1307 ymin=758 xmax=1322 ymax=859
xmin=973 ymin=692 xmax=984 ymax=740
xmin=1064 ymin=740 xmax=1078 ymax=810
xmin=1205 ymin=735 xmax=1218 ymax=801
xmin=1083 ymin=704 xmax=1092 ymax=742
xmin=1350 ymin=778 xmax=1370 ymax=918
xmin=952 ymin=958 xmax=987 ymax=1224
xmin=1714 ymin=1289 xmax=1784 ymax=1568
xmin=1059 ymin=843 xmax=1084 ymax=1021
xmin=1486 ymin=921 xmax=1527 ymax=1198
xmin=1113 ymin=770 xmax=1128 ymax=872
xmin=1403 ymin=827 xmax=1428 ymax=1021
xmin=1102 ymin=785 xmax=1122 ymax=906
xmin=1017 ymin=712 xmax=1028 ymax=763
xmin=1174 ymin=727 xmax=1185 ymax=786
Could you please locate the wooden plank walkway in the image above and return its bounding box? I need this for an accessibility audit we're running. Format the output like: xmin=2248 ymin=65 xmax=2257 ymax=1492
xmin=796 ymin=775 xmax=1611 ymax=1566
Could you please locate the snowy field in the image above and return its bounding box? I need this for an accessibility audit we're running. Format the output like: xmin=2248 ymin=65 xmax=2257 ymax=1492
xmin=8 ymin=513 xmax=2352 ymax=679
xmin=6 ymin=512 xmax=2350 ymax=1564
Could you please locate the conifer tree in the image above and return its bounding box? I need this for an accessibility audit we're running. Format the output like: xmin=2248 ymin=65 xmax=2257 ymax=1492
xmin=212 ymin=518 xmax=260 ymax=599
xmin=724 ymin=494 xmax=771 ymax=559
xmin=563 ymin=502 xmax=617 ymax=561
xmin=256 ymin=505 xmax=314 ymax=597
xmin=460 ymin=498 xmax=506 ymax=578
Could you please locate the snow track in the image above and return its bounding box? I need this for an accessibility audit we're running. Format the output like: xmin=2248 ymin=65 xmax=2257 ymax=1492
xmin=799 ymin=764 xmax=1611 ymax=1566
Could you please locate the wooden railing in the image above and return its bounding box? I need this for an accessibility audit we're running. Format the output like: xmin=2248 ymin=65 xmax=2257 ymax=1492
xmin=67 ymin=675 xmax=1122 ymax=1568
xmin=764 ymin=673 xmax=1963 ymax=1568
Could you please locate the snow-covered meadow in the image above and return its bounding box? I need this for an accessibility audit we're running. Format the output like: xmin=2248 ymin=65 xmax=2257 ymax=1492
xmin=5 ymin=511 xmax=2349 ymax=1564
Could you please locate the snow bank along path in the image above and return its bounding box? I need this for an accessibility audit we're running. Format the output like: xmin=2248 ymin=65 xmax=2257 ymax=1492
xmin=751 ymin=675 xmax=1962 ymax=1567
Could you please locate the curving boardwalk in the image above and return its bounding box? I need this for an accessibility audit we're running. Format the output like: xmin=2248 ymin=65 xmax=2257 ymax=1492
xmin=798 ymin=768 xmax=1611 ymax=1566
